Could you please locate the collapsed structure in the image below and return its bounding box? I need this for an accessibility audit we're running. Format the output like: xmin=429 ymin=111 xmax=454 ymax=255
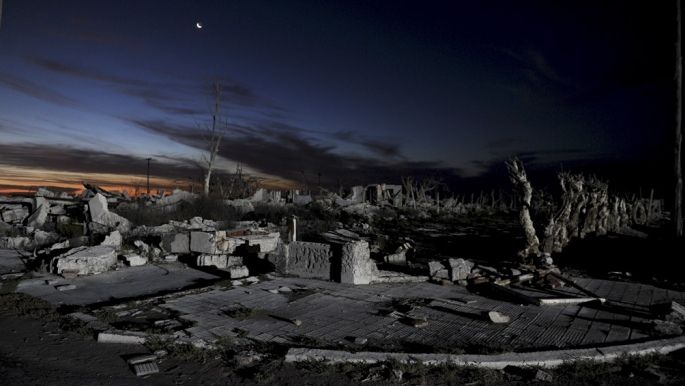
xmin=3 ymin=172 xmax=684 ymax=380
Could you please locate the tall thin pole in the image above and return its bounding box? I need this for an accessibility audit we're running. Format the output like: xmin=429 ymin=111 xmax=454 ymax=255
xmin=676 ymin=0 xmax=683 ymax=237
xmin=146 ymin=158 xmax=152 ymax=196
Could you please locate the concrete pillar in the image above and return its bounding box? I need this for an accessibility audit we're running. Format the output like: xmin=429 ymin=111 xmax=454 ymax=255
xmin=288 ymin=215 xmax=297 ymax=242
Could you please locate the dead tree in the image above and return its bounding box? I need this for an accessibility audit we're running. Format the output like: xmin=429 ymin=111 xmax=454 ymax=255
xmin=675 ymin=0 xmax=683 ymax=237
xmin=505 ymin=157 xmax=540 ymax=258
xmin=401 ymin=176 xmax=417 ymax=208
xmin=216 ymin=163 xmax=259 ymax=199
xmin=202 ymin=82 xmax=224 ymax=196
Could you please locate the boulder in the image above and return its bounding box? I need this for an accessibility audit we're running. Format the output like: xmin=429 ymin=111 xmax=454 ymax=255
xmin=52 ymin=245 xmax=117 ymax=276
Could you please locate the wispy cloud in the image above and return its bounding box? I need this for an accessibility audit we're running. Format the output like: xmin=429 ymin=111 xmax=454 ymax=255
xmin=131 ymin=119 xmax=461 ymax=186
xmin=0 ymin=73 xmax=80 ymax=108
xmin=0 ymin=142 xmax=199 ymax=180
xmin=25 ymin=56 xmax=278 ymax=115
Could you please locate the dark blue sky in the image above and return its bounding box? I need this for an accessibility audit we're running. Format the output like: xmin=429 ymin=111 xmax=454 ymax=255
xmin=0 ymin=1 xmax=677 ymax=192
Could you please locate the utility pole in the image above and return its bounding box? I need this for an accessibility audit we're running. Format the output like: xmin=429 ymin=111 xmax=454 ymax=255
xmin=0 ymin=0 xmax=4 ymax=29
xmin=146 ymin=158 xmax=152 ymax=196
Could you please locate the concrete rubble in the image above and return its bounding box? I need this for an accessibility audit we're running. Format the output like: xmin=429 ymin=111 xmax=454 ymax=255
xmin=52 ymin=245 xmax=117 ymax=276
xmin=88 ymin=193 xmax=131 ymax=233
xmin=1 ymin=177 xmax=679 ymax=382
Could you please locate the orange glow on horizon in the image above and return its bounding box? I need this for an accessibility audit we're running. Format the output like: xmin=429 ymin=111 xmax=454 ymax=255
xmin=0 ymin=164 xmax=296 ymax=196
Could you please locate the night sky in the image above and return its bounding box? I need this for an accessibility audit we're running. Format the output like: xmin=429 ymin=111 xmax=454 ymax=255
xmin=0 ymin=1 xmax=678 ymax=194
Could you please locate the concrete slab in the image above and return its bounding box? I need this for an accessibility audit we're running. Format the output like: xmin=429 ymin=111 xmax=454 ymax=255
xmin=159 ymin=276 xmax=685 ymax=352
xmin=16 ymin=264 xmax=220 ymax=307
xmin=0 ymin=248 xmax=26 ymax=274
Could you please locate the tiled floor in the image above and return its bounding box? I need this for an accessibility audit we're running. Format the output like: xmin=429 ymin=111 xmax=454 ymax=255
xmin=162 ymin=275 xmax=685 ymax=350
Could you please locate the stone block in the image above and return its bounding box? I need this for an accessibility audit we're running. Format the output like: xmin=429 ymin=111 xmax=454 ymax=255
xmin=52 ymin=245 xmax=117 ymax=276
xmin=340 ymin=240 xmax=378 ymax=285
xmin=161 ymin=232 xmax=190 ymax=254
xmin=100 ymin=230 xmax=122 ymax=248
xmin=267 ymin=241 xmax=289 ymax=274
xmin=287 ymin=241 xmax=332 ymax=279
xmin=228 ymin=265 xmax=249 ymax=279
xmin=190 ymin=231 xmax=232 ymax=254
xmin=97 ymin=331 xmax=147 ymax=344
xmin=240 ymin=232 xmax=281 ymax=253
xmin=196 ymin=254 xmax=242 ymax=269
xmin=88 ymin=193 xmax=131 ymax=233
xmin=88 ymin=194 xmax=109 ymax=223
xmin=448 ymin=258 xmax=474 ymax=281
xmin=164 ymin=254 xmax=178 ymax=262
xmin=1 ymin=206 xmax=29 ymax=223
xmin=428 ymin=261 xmax=446 ymax=277
xmin=125 ymin=254 xmax=148 ymax=267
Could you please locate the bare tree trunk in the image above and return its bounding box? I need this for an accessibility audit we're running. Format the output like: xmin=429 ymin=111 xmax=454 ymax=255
xmin=505 ymin=157 xmax=540 ymax=258
xmin=203 ymin=82 xmax=223 ymax=195
xmin=676 ymin=0 xmax=683 ymax=237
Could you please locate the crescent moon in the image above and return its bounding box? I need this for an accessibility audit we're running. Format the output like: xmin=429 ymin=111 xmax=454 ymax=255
xmin=196 ymin=22 xmax=203 ymax=29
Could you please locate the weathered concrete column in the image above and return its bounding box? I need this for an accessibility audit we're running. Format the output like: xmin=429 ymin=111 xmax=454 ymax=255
xmin=288 ymin=215 xmax=297 ymax=242
xmin=340 ymin=240 xmax=378 ymax=285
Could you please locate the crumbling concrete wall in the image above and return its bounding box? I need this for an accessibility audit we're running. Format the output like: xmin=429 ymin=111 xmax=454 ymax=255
xmin=190 ymin=231 xmax=280 ymax=255
xmin=268 ymin=241 xmax=332 ymax=280
xmin=288 ymin=241 xmax=332 ymax=279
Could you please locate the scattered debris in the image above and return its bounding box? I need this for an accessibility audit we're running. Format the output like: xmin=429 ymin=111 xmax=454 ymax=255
xmin=486 ymin=311 xmax=511 ymax=324
xmin=127 ymin=354 xmax=160 ymax=377
xmin=55 ymin=283 xmax=76 ymax=291
xmin=97 ymin=331 xmax=147 ymax=344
